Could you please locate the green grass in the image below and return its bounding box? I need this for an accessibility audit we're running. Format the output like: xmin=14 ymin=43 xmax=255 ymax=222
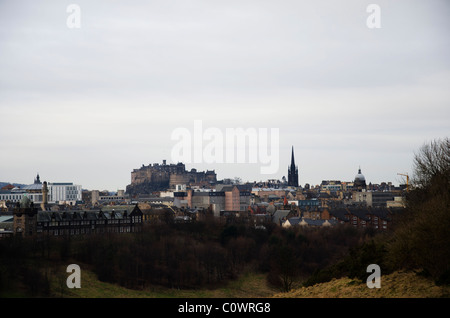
xmin=51 ymin=266 xmax=277 ymax=298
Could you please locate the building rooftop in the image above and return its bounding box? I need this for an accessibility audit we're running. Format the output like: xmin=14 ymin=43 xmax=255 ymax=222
xmin=21 ymin=183 xmax=42 ymax=191
xmin=0 ymin=216 xmax=14 ymax=223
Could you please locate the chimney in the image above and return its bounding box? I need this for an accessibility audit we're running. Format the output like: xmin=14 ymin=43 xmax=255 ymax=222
xmin=41 ymin=181 xmax=48 ymax=210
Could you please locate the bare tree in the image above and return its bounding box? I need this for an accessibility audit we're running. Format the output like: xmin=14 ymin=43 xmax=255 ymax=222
xmin=412 ymin=137 xmax=450 ymax=191
xmin=388 ymin=137 xmax=450 ymax=284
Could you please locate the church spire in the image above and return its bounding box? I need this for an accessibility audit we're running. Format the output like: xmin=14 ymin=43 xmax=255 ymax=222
xmin=288 ymin=146 xmax=299 ymax=187
xmin=291 ymin=146 xmax=295 ymax=168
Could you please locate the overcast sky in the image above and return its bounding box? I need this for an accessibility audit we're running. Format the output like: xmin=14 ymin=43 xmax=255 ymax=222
xmin=1 ymin=0 xmax=449 ymax=191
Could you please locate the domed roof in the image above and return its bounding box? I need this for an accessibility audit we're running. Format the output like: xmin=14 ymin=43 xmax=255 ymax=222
xmin=354 ymin=167 xmax=367 ymax=190
xmin=355 ymin=168 xmax=365 ymax=181
xmin=21 ymin=183 xmax=42 ymax=191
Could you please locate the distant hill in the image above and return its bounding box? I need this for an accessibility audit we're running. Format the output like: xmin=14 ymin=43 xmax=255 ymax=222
xmin=0 ymin=182 xmax=26 ymax=189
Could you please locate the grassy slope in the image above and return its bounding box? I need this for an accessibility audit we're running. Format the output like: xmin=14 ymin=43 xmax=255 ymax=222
xmin=273 ymin=271 xmax=450 ymax=298
xmin=54 ymin=268 xmax=277 ymax=298
xmin=53 ymin=267 xmax=450 ymax=298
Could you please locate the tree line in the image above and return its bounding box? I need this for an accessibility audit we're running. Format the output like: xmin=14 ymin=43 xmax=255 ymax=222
xmin=69 ymin=218 xmax=369 ymax=291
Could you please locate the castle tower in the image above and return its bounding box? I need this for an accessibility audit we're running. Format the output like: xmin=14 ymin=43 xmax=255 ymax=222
xmin=288 ymin=146 xmax=299 ymax=187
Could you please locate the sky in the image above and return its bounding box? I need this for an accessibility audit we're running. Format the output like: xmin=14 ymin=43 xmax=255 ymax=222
xmin=0 ymin=0 xmax=449 ymax=191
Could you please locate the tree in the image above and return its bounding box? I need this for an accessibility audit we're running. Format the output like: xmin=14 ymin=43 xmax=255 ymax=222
xmin=388 ymin=137 xmax=450 ymax=284
xmin=267 ymin=243 xmax=300 ymax=292
xmin=411 ymin=137 xmax=449 ymax=192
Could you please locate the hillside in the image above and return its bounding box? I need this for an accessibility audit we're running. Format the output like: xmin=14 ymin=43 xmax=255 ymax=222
xmin=0 ymin=182 xmax=26 ymax=189
xmin=48 ymin=266 xmax=278 ymax=298
xmin=51 ymin=267 xmax=449 ymax=298
xmin=5 ymin=262 xmax=449 ymax=298
xmin=273 ymin=271 xmax=450 ymax=298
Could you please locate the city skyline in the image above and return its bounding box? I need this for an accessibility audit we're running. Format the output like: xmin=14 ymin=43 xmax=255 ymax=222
xmin=1 ymin=1 xmax=449 ymax=190
xmin=1 ymin=157 xmax=405 ymax=192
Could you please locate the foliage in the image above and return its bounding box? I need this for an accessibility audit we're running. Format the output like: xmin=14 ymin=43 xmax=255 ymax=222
xmin=387 ymin=137 xmax=450 ymax=284
xmin=0 ymin=217 xmax=369 ymax=295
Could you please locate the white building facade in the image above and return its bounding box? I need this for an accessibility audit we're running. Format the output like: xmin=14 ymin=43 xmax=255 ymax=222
xmin=0 ymin=190 xmax=42 ymax=204
xmin=48 ymin=183 xmax=82 ymax=204
xmin=0 ymin=182 xmax=82 ymax=205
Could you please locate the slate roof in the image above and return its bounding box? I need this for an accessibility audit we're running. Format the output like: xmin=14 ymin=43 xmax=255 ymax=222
xmin=285 ymin=216 xmax=301 ymax=226
xmin=21 ymin=184 xmax=43 ymax=191
xmin=283 ymin=217 xmax=339 ymax=227
xmin=272 ymin=209 xmax=291 ymax=224
xmin=369 ymin=207 xmax=392 ymax=220
xmin=302 ymin=218 xmax=328 ymax=226
xmin=328 ymin=208 xmax=349 ymax=221
xmin=101 ymin=205 xmax=139 ymax=214
xmin=327 ymin=206 xmax=394 ymax=223
xmin=348 ymin=208 xmax=371 ymax=221
xmin=36 ymin=207 xmax=142 ymax=223
xmin=0 ymin=216 xmax=13 ymax=223
xmin=38 ymin=211 xmax=62 ymax=222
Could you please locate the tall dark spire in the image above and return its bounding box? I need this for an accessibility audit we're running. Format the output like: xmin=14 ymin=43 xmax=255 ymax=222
xmin=288 ymin=146 xmax=299 ymax=187
xmin=291 ymin=146 xmax=295 ymax=168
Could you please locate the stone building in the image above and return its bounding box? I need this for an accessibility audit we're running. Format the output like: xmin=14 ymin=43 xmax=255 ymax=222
xmin=173 ymin=185 xmax=251 ymax=216
xmin=36 ymin=205 xmax=143 ymax=236
xmin=351 ymin=191 xmax=395 ymax=207
xmin=126 ymin=160 xmax=217 ymax=195
xmin=13 ymin=195 xmax=38 ymax=237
